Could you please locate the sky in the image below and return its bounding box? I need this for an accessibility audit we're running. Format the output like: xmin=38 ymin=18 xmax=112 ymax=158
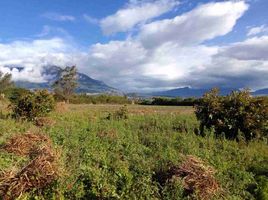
xmin=0 ymin=0 xmax=268 ymax=92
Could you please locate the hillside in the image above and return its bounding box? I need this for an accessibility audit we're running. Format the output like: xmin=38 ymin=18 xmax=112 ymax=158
xmin=11 ymin=66 xmax=119 ymax=94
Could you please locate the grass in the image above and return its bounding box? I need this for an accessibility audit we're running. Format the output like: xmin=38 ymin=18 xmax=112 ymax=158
xmin=0 ymin=103 xmax=268 ymax=199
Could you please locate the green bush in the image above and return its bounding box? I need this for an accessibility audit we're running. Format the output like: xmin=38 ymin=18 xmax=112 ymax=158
xmin=4 ymin=87 xmax=31 ymax=104
xmin=10 ymin=90 xmax=55 ymax=121
xmin=195 ymin=88 xmax=268 ymax=140
xmin=106 ymin=105 xmax=129 ymax=120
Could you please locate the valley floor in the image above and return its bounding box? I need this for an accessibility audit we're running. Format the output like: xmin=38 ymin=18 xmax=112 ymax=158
xmin=0 ymin=103 xmax=267 ymax=199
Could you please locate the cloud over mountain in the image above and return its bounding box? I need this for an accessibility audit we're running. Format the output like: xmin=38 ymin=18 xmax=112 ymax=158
xmin=1 ymin=0 xmax=268 ymax=92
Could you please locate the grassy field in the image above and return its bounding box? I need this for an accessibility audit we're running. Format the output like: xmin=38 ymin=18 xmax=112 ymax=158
xmin=0 ymin=103 xmax=268 ymax=199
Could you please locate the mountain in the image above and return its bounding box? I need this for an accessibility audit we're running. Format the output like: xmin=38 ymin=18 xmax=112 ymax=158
xmin=11 ymin=66 xmax=120 ymax=94
xmin=150 ymin=87 xmax=239 ymax=98
xmin=252 ymin=88 xmax=268 ymax=96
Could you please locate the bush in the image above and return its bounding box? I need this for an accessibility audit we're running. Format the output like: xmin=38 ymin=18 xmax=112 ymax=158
xmin=106 ymin=105 xmax=129 ymax=120
xmin=195 ymin=88 xmax=268 ymax=140
xmin=10 ymin=90 xmax=55 ymax=121
xmin=4 ymin=87 xmax=31 ymax=104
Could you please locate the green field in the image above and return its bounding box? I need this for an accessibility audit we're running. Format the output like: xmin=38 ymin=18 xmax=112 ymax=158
xmin=0 ymin=103 xmax=268 ymax=199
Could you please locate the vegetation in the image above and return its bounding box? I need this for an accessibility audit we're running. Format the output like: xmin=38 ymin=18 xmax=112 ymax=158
xmin=10 ymin=90 xmax=55 ymax=121
xmin=69 ymin=94 xmax=131 ymax=104
xmin=53 ymin=66 xmax=78 ymax=103
xmin=0 ymin=71 xmax=13 ymax=93
xmin=0 ymin=89 xmax=267 ymax=199
xmin=140 ymin=97 xmax=199 ymax=106
xmin=195 ymin=88 xmax=268 ymax=140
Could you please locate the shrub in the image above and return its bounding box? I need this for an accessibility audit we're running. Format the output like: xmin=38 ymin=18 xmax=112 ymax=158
xmin=195 ymin=88 xmax=268 ymax=140
xmin=10 ymin=90 xmax=55 ymax=121
xmin=106 ymin=105 xmax=129 ymax=120
xmin=5 ymin=87 xmax=31 ymax=104
xmin=114 ymin=105 xmax=128 ymax=120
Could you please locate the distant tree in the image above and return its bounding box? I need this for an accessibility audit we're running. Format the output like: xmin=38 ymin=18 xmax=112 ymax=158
xmin=0 ymin=71 xmax=13 ymax=94
xmin=52 ymin=66 xmax=78 ymax=103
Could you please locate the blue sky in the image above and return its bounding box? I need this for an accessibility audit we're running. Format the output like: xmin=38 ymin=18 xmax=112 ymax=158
xmin=0 ymin=0 xmax=268 ymax=91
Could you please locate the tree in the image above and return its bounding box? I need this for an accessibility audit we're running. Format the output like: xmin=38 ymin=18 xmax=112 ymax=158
xmin=0 ymin=71 xmax=13 ymax=93
xmin=52 ymin=66 xmax=78 ymax=103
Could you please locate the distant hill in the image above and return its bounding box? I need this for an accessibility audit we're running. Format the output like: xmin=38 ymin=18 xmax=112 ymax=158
xmin=10 ymin=65 xmax=120 ymax=94
xmin=150 ymin=87 xmax=239 ymax=98
xmin=252 ymin=88 xmax=268 ymax=96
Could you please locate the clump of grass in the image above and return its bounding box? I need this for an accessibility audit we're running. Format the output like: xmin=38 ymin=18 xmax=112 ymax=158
xmin=55 ymin=102 xmax=68 ymax=113
xmin=155 ymin=155 xmax=220 ymax=199
xmin=34 ymin=117 xmax=56 ymax=127
xmin=0 ymin=144 xmax=60 ymax=199
xmin=0 ymin=131 xmax=61 ymax=199
xmin=97 ymin=129 xmax=118 ymax=140
xmin=1 ymin=132 xmax=51 ymax=156
xmin=172 ymin=155 xmax=220 ymax=199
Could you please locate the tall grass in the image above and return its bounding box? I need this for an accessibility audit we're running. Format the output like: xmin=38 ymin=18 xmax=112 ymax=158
xmin=0 ymin=103 xmax=267 ymax=199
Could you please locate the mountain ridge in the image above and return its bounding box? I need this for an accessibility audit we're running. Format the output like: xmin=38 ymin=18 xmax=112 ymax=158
xmin=9 ymin=65 xmax=120 ymax=94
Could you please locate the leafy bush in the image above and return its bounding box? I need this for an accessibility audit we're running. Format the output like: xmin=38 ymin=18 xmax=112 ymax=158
xmin=10 ymin=90 xmax=55 ymax=121
xmin=5 ymin=87 xmax=31 ymax=104
xmin=106 ymin=105 xmax=129 ymax=120
xmin=195 ymin=88 xmax=268 ymax=140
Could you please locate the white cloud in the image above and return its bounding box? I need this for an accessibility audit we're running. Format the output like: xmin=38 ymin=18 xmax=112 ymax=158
xmin=2 ymin=1 xmax=268 ymax=91
xmin=138 ymin=1 xmax=248 ymax=48
xmin=188 ymin=36 xmax=268 ymax=89
xmin=42 ymin=12 xmax=76 ymax=22
xmin=218 ymin=36 xmax=268 ymax=60
xmin=100 ymin=0 xmax=179 ymax=35
xmin=247 ymin=25 xmax=268 ymax=36
xmin=0 ymin=38 xmax=83 ymax=83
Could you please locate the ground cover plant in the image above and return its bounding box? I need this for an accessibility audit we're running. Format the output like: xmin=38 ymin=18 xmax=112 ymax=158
xmin=0 ymin=100 xmax=267 ymax=199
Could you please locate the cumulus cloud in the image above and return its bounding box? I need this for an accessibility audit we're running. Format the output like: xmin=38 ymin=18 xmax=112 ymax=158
xmin=188 ymin=36 xmax=268 ymax=89
xmin=0 ymin=38 xmax=84 ymax=83
xmin=100 ymin=0 xmax=179 ymax=35
xmin=2 ymin=1 xmax=267 ymax=92
xmin=138 ymin=1 xmax=248 ymax=48
xmin=218 ymin=36 xmax=268 ymax=60
xmin=42 ymin=12 xmax=76 ymax=22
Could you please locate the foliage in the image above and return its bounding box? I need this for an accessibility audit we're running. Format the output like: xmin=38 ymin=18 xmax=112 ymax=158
xmin=0 ymin=104 xmax=267 ymax=199
xmin=4 ymin=87 xmax=31 ymax=104
xmin=0 ymin=71 xmax=13 ymax=93
xmin=195 ymin=88 xmax=268 ymax=140
xmin=113 ymin=105 xmax=129 ymax=120
xmin=106 ymin=105 xmax=129 ymax=120
xmin=69 ymin=94 xmax=131 ymax=104
xmin=10 ymin=90 xmax=55 ymax=121
xmin=53 ymin=66 xmax=78 ymax=103
xmin=140 ymin=97 xmax=200 ymax=106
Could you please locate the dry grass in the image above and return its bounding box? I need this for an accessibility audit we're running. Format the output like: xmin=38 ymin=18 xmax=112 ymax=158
xmin=1 ymin=132 xmax=51 ymax=156
xmin=97 ymin=129 xmax=118 ymax=140
xmin=171 ymin=155 xmax=220 ymax=199
xmin=55 ymin=102 xmax=68 ymax=113
xmin=34 ymin=117 xmax=56 ymax=127
xmin=0 ymin=131 xmax=61 ymax=199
